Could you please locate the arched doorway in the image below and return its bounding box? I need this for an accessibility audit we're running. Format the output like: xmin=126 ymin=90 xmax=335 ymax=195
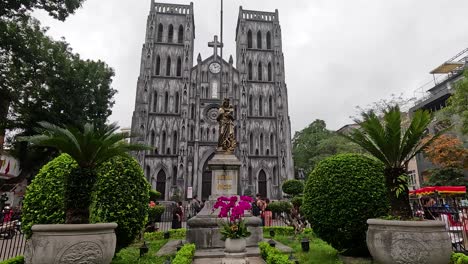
xmin=156 ymin=170 xmax=166 ymax=200
xmin=258 ymin=170 xmax=267 ymax=198
xmin=201 ymin=153 xmax=215 ymax=201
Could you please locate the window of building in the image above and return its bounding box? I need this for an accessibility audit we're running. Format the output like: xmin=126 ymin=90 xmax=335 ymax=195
xmin=257 ymin=31 xmax=262 ymax=49
xmin=175 ymin=92 xmax=179 ymax=113
xmin=260 ymin=133 xmax=264 ymax=155
xmin=153 ymin=92 xmax=157 ymax=112
xmin=258 ymin=62 xmax=262 ymax=81
xmin=247 ymin=30 xmax=252 ymax=48
xmin=155 ymin=56 xmax=161 ymax=75
xmin=259 ymin=96 xmax=263 ymax=116
xmin=173 ymin=131 xmax=178 ymax=154
xmin=176 ymin=57 xmax=182 ymax=76
xmin=249 ymin=95 xmax=253 ymax=116
xmin=166 ymin=56 xmax=171 ymax=76
xmin=266 ymin=31 xmax=271 ymax=49
xmin=248 ymin=61 xmax=253 ymax=80
xmin=267 ymin=62 xmax=272 ymax=81
xmin=168 ymin=24 xmax=174 ymax=43
xmin=164 ymin=92 xmax=169 ymax=113
xmin=211 ymin=80 xmax=218 ymax=98
xmin=157 ymin=23 xmax=163 ymax=42
xmin=270 ymin=134 xmax=274 ymax=155
xmin=161 ymin=131 xmax=166 ymax=154
xmin=172 ymin=166 xmax=177 ymax=186
xmin=249 ymin=133 xmax=253 ymax=154
xmin=269 ymin=96 xmax=273 ymax=116
xmin=177 ymin=25 xmax=184 ymax=43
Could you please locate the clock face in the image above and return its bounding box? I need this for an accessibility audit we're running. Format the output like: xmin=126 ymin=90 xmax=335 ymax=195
xmin=209 ymin=62 xmax=221 ymax=74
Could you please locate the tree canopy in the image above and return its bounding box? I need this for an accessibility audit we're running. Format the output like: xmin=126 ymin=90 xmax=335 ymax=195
xmin=1 ymin=0 xmax=85 ymax=21
xmin=445 ymin=70 xmax=468 ymax=135
xmin=423 ymin=134 xmax=468 ymax=169
xmin=292 ymin=119 xmax=361 ymax=176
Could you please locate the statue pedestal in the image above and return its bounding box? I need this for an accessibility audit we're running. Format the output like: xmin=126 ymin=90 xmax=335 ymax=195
xmin=186 ymin=151 xmax=263 ymax=249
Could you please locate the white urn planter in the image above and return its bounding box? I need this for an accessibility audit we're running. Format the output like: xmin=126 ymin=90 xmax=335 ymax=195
xmin=366 ymin=219 xmax=451 ymax=264
xmin=24 ymin=223 xmax=117 ymax=264
xmin=222 ymin=238 xmax=248 ymax=264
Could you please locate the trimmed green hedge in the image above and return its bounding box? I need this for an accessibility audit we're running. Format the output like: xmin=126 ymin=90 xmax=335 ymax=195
xmin=0 ymin=256 xmax=24 ymax=264
xmin=266 ymin=201 xmax=292 ymax=215
xmin=263 ymin=226 xmax=312 ymax=237
xmin=149 ymin=190 xmax=161 ymax=201
xmin=172 ymin=243 xmax=195 ymax=264
xmin=259 ymin=242 xmax=293 ymax=264
xmin=282 ymin=179 xmax=304 ymax=197
xmin=22 ymin=154 xmax=150 ymax=251
xmin=303 ymin=154 xmax=388 ymax=256
xmin=91 ymin=156 xmax=150 ymax=250
xmin=451 ymin=252 xmax=468 ymax=264
xmin=144 ymin=228 xmax=187 ymax=240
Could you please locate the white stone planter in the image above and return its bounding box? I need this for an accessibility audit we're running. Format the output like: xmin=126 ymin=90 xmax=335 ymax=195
xmin=24 ymin=223 xmax=117 ymax=264
xmin=366 ymin=219 xmax=451 ymax=264
xmin=225 ymin=238 xmax=246 ymax=253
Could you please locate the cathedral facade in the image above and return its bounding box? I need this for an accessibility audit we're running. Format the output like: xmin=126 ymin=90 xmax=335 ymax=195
xmin=131 ymin=1 xmax=294 ymax=201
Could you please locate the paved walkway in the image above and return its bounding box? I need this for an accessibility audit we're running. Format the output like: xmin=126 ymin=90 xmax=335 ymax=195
xmin=193 ymin=257 xmax=265 ymax=264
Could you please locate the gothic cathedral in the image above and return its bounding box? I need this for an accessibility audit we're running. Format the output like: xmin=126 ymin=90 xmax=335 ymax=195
xmin=131 ymin=2 xmax=294 ymax=201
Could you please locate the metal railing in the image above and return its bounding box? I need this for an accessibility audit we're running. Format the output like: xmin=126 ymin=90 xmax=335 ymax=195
xmin=0 ymin=211 xmax=25 ymax=261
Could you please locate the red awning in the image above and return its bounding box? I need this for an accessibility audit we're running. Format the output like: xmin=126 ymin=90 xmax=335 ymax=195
xmin=409 ymin=186 xmax=466 ymax=196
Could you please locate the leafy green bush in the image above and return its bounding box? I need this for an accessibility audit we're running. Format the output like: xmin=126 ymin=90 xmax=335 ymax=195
xmin=266 ymin=201 xmax=291 ymax=215
xmin=0 ymin=256 xmax=25 ymax=264
xmin=303 ymin=154 xmax=388 ymax=256
xmin=263 ymin=226 xmax=295 ymax=236
xmin=22 ymin=154 xmax=77 ymax=237
xmin=172 ymin=243 xmax=195 ymax=264
xmin=148 ymin=204 xmax=165 ymax=222
xmin=282 ymin=179 xmax=304 ymax=197
xmin=22 ymin=154 xmax=150 ymax=251
xmin=259 ymin=242 xmax=293 ymax=264
xmin=291 ymin=196 xmax=303 ymax=207
xmin=451 ymin=252 xmax=468 ymax=264
xmin=91 ymin=155 xmax=150 ymax=250
xmin=144 ymin=228 xmax=187 ymax=240
xmin=149 ymin=190 xmax=161 ymax=201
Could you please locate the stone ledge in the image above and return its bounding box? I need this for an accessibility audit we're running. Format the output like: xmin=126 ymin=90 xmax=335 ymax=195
xmin=195 ymin=247 xmax=260 ymax=259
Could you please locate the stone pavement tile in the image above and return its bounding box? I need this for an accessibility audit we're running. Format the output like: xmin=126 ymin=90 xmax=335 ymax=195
xmin=155 ymin=239 xmax=183 ymax=256
xmin=192 ymin=257 xmax=265 ymax=264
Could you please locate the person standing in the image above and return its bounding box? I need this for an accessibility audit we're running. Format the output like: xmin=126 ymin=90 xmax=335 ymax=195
xmin=264 ymin=198 xmax=273 ymax=227
xmin=172 ymin=202 xmax=183 ymax=229
xmin=190 ymin=195 xmax=201 ymax=218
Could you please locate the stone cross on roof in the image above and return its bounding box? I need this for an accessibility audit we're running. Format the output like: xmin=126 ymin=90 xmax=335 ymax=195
xmin=208 ymin=35 xmax=223 ymax=61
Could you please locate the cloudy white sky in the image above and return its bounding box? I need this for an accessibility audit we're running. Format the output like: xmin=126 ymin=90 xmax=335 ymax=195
xmin=33 ymin=0 xmax=468 ymax=134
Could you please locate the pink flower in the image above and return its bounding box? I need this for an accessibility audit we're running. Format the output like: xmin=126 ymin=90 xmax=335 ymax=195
xmin=149 ymin=201 xmax=156 ymax=208
xmin=240 ymin=196 xmax=253 ymax=203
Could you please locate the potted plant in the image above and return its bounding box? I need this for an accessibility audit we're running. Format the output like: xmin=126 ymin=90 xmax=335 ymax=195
xmin=21 ymin=122 xmax=147 ymax=264
xmin=343 ymin=105 xmax=451 ymax=264
xmin=212 ymin=196 xmax=253 ymax=255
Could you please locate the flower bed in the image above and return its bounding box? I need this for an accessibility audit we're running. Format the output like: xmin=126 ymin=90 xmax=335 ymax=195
xmin=172 ymin=244 xmax=196 ymax=264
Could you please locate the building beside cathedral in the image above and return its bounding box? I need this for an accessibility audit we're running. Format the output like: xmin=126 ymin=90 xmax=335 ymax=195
xmin=131 ymin=1 xmax=294 ymax=201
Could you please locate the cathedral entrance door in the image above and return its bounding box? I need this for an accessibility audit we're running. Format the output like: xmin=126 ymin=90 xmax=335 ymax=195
xmin=202 ymin=171 xmax=212 ymax=201
xmin=258 ymin=170 xmax=267 ymax=198
xmin=156 ymin=170 xmax=166 ymax=200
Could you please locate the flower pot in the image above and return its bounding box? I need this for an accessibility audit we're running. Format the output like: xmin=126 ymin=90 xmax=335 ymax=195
xmin=224 ymin=238 xmax=246 ymax=253
xmin=24 ymin=223 xmax=117 ymax=264
xmin=366 ymin=219 xmax=451 ymax=264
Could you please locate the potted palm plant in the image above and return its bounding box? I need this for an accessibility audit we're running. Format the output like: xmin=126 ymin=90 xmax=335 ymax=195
xmin=21 ymin=122 xmax=147 ymax=264
xmin=212 ymin=195 xmax=252 ymax=260
xmin=343 ymin=105 xmax=451 ymax=264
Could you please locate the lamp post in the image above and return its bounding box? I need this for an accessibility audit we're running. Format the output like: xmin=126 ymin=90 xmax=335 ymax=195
xmin=288 ymin=253 xmax=299 ymax=264
xmin=301 ymin=238 xmax=310 ymax=252
xmin=164 ymin=231 xmax=170 ymax=239
xmin=139 ymin=241 xmax=149 ymax=257
xmin=268 ymin=239 xmax=276 ymax=248
xmin=269 ymin=229 xmax=275 ymax=238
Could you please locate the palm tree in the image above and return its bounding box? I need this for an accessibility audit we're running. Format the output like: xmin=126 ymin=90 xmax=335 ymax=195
xmin=21 ymin=122 xmax=148 ymax=224
xmin=342 ymin=105 xmax=439 ymax=218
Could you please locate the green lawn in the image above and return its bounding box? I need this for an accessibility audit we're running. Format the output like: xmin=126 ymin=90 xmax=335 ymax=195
xmin=111 ymin=239 xmax=171 ymax=264
xmin=264 ymin=232 xmax=343 ymax=264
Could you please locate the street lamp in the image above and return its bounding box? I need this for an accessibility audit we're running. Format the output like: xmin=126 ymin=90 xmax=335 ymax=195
xmin=139 ymin=241 xmax=149 ymax=257
xmin=301 ymin=238 xmax=310 ymax=252
xmin=268 ymin=239 xmax=276 ymax=248
xmin=164 ymin=231 xmax=170 ymax=239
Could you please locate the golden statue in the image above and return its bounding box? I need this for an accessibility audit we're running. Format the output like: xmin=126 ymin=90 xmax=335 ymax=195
xmin=217 ymin=98 xmax=237 ymax=152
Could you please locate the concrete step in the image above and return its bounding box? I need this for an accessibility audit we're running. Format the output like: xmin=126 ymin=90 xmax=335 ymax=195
xmin=193 ymin=257 xmax=266 ymax=264
xmin=194 ymin=247 xmax=260 ymax=259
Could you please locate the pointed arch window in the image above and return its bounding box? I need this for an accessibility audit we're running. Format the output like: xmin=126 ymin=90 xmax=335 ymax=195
xmin=191 ymin=104 xmax=195 ymax=119
xmin=258 ymin=62 xmax=262 ymax=81
xmin=172 ymin=166 xmax=177 ymax=186
xmin=270 ymin=134 xmax=274 ymax=155
xmin=177 ymin=25 xmax=184 ymax=43
xmin=200 ymin=127 xmax=204 ymax=141
xmin=190 ymin=126 xmax=194 ymax=140
xmin=266 ymin=31 xmax=272 ymax=49
xmin=175 ymin=92 xmax=179 ymax=113
xmin=150 ymin=130 xmax=155 ymax=154
xmin=157 ymin=23 xmax=163 ymax=42
xmin=260 ymin=133 xmax=264 ymax=155
xmin=146 ymin=166 xmax=151 ymax=182
xmin=168 ymin=24 xmax=174 ymax=43
xmin=166 ymin=56 xmax=171 ymax=76
xmin=249 ymin=133 xmax=254 ymax=154
xmin=161 ymin=131 xmax=166 ymax=154
xmin=176 ymin=57 xmax=182 ymax=77
xmin=259 ymin=95 xmax=263 ymax=116
xmin=267 ymin=62 xmax=272 ymax=81
xmin=249 ymin=95 xmax=253 ymax=116
xmin=156 ymin=170 xmax=166 ymax=199
xmin=257 ymin=31 xmax=262 ymax=49
xmin=247 ymin=30 xmax=252 ymax=48
xmin=155 ymin=56 xmax=161 ymax=75
xmin=248 ymin=61 xmax=253 ymax=80
xmin=164 ymin=92 xmax=169 ymax=113
xmin=248 ymin=166 xmax=253 ymax=185
xmin=153 ymin=92 xmax=158 ymax=112
xmin=173 ymin=131 xmax=178 ymax=154
xmin=269 ymin=96 xmax=273 ymax=116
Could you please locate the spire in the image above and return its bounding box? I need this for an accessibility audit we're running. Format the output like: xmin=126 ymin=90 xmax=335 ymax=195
xmin=197 ymin=53 xmax=202 ymax=62
xmin=229 ymin=55 xmax=233 ymax=64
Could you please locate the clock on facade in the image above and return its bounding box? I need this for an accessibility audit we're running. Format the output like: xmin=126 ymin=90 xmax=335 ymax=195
xmin=209 ymin=62 xmax=221 ymax=74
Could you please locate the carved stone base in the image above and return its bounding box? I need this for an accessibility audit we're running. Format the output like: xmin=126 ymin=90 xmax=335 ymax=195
xmin=222 ymin=252 xmax=249 ymax=264
xmin=24 ymin=223 xmax=117 ymax=264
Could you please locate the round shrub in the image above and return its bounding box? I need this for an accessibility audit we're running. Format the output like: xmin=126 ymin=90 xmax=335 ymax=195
xmin=266 ymin=201 xmax=291 ymax=215
xmin=281 ymin=179 xmax=304 ymax=197
xmin=303 ymin=154 xmax=388 ymax=256
xmin=22 ymin=154 xmax=150 ymax=251
xmin=91 ymin=155 xmax=150 ymax=250
xmin=291 ymin=196 xmax=303 ymax=208
xmin=22 ymin=154 xmax=77 ymax=237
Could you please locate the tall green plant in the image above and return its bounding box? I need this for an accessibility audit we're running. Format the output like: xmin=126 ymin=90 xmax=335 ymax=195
xmin=342 ymin=105 xmax=439 ymax=218
xmin=20 ymin=122 xmax=147 ymax=224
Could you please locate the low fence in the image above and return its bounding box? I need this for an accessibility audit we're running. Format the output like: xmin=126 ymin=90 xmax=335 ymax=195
xmin=0 ymin=211 xmax=25 ymax=261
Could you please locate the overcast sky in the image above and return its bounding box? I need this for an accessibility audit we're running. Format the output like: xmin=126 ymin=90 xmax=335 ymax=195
xmin=33 ymin=0 xmax=468 ymax=134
